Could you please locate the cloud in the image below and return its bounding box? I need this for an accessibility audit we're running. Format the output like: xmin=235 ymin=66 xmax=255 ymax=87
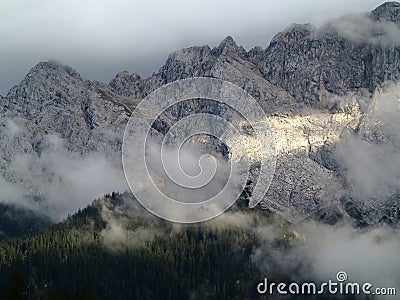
xmin=100 ymin=219 xmax=158 ymax=249
xmin=336 ymin=136 xmax=400 ymax=200
xmin=98 ymin=193 xmax=164 ymax=250
xmin=0 ymin=177 xmax=37 ymax=211
xmin=3 ymin=119 xmax=22 ymax=137
xmin=335 ymin=82 xmax=400 ymax=201
xmin=252 ymin=221 xmax=400 ymax=297
xmin=2 ymin=133 xmax=128 ymax=221
xmin=300 ymin=223 xmax=400 ymax=291
xmin=322 ymin=13 xmax=400 ymax=46
xmin=204 ymin=211 xmax=255 ymax=229
xmin=0 ymin=0 xmax=384 ymax=95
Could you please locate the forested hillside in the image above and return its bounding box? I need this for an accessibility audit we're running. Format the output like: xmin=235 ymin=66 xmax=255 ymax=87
xmin=0 ymin=193 xmax=272 ymax=299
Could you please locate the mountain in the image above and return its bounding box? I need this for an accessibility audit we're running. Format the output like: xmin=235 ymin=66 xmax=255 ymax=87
xmin=0 ymin=61 xmax=132 ymax=220
xmin=2 ymin=61 xmax=129 ymax=160
xmin=0 ymin=2 xmax=399 ymax=230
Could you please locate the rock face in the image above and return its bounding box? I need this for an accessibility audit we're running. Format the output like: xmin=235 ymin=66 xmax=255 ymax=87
xmin=1 ymin=2 xmax=399 ymax=225
xmin=0 ymin=61 xmax=131 ymax=216
xmin=3 ymin=61 xmax=128 ymax=158
xmin=371 ymin=1 xmax=400 ymax=22
xmin=251 ymin=15 xmax=400 ymax=106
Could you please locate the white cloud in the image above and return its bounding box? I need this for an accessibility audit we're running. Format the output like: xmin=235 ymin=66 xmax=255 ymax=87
xmin=322 ymin=13 xmax=400 ymax=46
xmin=252 ymin=221 xmax=400 ymax=297
xmin=3 ymin=133 xmax=128 ymax=221
xmin=335 ymin=82 xmax=400 ymax=200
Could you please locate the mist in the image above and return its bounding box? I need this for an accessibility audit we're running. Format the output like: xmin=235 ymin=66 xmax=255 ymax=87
xmin=334 ymin=83 xmax=400 ymax=209
xmin=322 ymin=12 xmax=400 ymax=46
xmin=252 ymin=221 xmax=400 ymax=298
xmin=100 ymin=203 xmax=159 ymax=250
xmin=0 ymin=132 xmax=128 ymax=221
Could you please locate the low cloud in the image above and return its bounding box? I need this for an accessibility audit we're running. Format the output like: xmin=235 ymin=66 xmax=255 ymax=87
xmin=323 ymin=13 xmax=400 ymax=46
xmin=1 ymin=133 xmax=128 ymax=221
xmin=252 ymin=221 xmax=400 ymax=297
xmin=0 ymin=177 xmax=37 ymax=211
xmin=336 ymin=136 xmax=400 ymax=200
xmin=335 ymin=82 xmax=400 ymax=202
xmin=101 ymin=219 xmax=158 ymax=250
xmin=98 ymin=193 xmax=164 ymax=250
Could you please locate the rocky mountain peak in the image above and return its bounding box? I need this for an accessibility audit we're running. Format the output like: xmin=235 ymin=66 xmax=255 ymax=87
xmin=212 ymin=35 xmax=242 ymax=56
xmin=156 ymin=45 xmax=213 ymax=83
xmin=371 ymin=1 xmax=400 ymax=23
xmin=6 ymin=60 xmax=83 ymax=102
xmin=109 ymin=71 xmax=142 ymax=96
xmin=27 ymin=60 xmax=81 ymax=81
xmin=270 ymin=23 xmax=314 ymax=44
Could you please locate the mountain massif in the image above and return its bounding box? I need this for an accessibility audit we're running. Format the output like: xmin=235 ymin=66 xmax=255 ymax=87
xmin=0 ymin=2 xmax=400 ymax=228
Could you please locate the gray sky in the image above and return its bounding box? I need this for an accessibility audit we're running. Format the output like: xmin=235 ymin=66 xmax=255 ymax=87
xmin=0 ymin=0 xmax=386 ymax=95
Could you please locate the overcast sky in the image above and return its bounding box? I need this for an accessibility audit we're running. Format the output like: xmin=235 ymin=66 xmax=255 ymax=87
xmin=0 ymin=0 xmax=386 ymax=95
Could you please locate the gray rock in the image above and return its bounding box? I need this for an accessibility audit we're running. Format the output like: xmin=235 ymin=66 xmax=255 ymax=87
xmin=0 ymin=61 xmax=130 ymax=201
xmin=371 ymin=1 xmax=400 ymax=22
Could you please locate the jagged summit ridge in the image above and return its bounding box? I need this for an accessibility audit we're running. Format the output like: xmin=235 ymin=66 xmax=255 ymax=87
xmin=17 ymin=60 xmax=82 ymax=87
xmin=108 ymin=3 xmax=400 ymax=107
xmin=212 ymin=35 xmax=246 ymax=57
xmin=6 ymin=61 xmax=83 ymax=103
